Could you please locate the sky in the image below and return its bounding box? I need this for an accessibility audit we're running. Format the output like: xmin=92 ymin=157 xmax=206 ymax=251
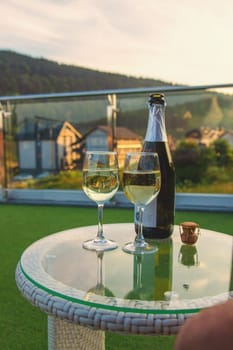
xmin=1 ymin=0 xmax=233 ymax=87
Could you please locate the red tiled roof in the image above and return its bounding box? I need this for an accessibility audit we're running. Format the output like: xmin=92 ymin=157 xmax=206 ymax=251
xmin=97 ymin=125 xmax=141 ymax=140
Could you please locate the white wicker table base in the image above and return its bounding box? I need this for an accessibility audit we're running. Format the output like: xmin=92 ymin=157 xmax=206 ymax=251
xmin=48 ymin=316 xmax=104 ymax=350
xmin=15 ymin=262 xmax=193 ymax=349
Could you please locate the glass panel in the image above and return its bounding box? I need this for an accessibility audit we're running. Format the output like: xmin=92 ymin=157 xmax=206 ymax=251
xmin=1 ymin=86 xmax=233 ymax=195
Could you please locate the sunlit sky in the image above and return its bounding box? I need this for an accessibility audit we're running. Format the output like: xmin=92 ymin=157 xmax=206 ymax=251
xmin=1 ymin=0 xmax=233 ymax=87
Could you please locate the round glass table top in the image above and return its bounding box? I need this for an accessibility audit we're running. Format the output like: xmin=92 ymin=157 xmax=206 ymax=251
xmin=20 ymin=224 xmax=233 ymax=314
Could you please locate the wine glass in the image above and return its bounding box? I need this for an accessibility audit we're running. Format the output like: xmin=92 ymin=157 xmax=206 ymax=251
xmin=122 ymin=152 xmax=161 ymax=254
xmin=82 ymin=151 xmax=119 ymax=251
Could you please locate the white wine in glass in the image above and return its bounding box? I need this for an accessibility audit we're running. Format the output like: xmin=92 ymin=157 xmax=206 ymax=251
xmin=122 ymin=152 xmax=161 ymax=254
xmin=82 ymin=151 xmax=119 ymax=251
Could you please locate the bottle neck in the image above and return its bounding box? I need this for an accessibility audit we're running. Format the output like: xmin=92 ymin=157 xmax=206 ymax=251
xmin=145 ymin=104 xmax=167 ymax=142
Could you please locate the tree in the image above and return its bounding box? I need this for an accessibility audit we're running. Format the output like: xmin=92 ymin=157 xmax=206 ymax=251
xmin=212 ymin=138 xmax=233 ymax=168
xmin=203 ymin=96 xmax=223 ymax=127
xmin=174 ymin=140 xmax=215 ymax=184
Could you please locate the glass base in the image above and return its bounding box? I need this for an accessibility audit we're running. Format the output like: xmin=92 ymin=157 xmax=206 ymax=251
xmin=83 ymin=238 xmax=118 ymax=252
xmin=122 ymin=241 xmax=157 ymax=255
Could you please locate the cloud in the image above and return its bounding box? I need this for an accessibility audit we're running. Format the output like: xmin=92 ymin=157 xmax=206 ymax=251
xmin=0 ymin=0 xmax=233 ymax=85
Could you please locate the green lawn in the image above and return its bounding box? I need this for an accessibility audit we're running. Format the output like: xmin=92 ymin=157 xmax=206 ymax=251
xmin=0 ymin=204 xmax=232 ymax=350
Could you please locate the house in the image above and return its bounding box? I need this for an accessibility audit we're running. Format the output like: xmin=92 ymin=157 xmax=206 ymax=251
xmin=16 ymin=117 xmax=82 ymax=174
xmin=185 ymin=127 xmax=225 ymax=147
xmin=84 ymin=125 xmax=142 ymax=167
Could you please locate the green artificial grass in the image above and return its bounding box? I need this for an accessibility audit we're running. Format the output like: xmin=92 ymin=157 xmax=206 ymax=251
xmin=0 ymin=204 xmax=232 ymax=349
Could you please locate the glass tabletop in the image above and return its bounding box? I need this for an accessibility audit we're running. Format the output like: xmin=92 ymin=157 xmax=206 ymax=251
xmin=20 ymin=223 xmax=233 ymax=314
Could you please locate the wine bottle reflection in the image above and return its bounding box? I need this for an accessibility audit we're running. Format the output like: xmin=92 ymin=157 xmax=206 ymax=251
xmin=154 ymin=238 xmax=173 ymax=300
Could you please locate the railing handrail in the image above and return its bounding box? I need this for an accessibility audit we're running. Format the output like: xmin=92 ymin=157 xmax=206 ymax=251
xmin=0 ymin=83 xmax=233 ymax=103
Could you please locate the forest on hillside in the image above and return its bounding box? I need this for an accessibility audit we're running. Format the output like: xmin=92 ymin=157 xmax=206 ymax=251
xmin=0 ymin=50 xmax=169 ymax=95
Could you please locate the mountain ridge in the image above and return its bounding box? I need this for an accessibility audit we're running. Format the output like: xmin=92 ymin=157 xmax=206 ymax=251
xmin=0 ymin=50 xmax=172 ymax=96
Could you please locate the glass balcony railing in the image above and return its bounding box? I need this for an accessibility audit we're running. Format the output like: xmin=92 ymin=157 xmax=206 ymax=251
xmin=0 ymin=83 xmax=233 ymax=211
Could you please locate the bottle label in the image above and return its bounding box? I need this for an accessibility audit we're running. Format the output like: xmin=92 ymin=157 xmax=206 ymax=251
xmin=145 ymin=105 xmax=167 ymax=142
xmin=134 ymin=198 xmax=157 ymax=227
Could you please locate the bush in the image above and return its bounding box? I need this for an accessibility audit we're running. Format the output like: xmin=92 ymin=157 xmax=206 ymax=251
xmin=212 ymin=139 xmax=233 ymax=168
xmin=28 ymin=170 xmax=83 ymax=189
xmin=174 ymin=140 xmax=215 ymax=184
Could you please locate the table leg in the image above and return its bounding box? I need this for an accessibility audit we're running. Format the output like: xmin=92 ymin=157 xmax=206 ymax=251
xmin=48 ymin=316 xmax=105 ymax=350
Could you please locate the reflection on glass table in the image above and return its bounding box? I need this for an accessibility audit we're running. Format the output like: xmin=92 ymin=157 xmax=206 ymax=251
xmin=178 ymin=244 xmax=199 ymax=267
xmin=84 ymin=251 xmax=114 ymax=300
xmin=22 ymin=224 xmax=233 ymax=310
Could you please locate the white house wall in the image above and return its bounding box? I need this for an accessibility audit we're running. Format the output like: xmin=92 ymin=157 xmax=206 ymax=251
xmin=41 ymin=141 xmax=56 ymax=170
xmin=19 ymin=141 xmax=36 ymax=169
xmin=86 ymin=130 xmax=108 ymax=150
xmin=57 ymin=143 xmax=65 ymax=169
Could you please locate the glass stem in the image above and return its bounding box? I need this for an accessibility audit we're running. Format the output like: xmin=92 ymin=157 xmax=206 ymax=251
xmin=135 ymin=206 xmax=145 ymax=246
xmin=97 ymin=203 xmax=105 ymax=240
xmin=135 ymin=255 xmax=143 ymax=289
xmin=96 ymin=251 xmax=103 ymax=286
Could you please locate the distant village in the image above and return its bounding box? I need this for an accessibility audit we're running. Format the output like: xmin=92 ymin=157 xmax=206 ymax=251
xmin=0 ymin=114 xmax=233 ymax=183
xmin=14 ymin=117 xmax=142 ymax=173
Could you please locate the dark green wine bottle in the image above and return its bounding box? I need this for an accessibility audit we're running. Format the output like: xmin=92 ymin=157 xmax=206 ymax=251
xmin=135 ymin=93 xmax=175 ymax=239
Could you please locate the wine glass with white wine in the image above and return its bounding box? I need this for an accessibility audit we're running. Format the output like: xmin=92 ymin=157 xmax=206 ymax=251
xmin=122 ymin=152 xmax=161 ymax=254
xmin=82 ymin=151 xmax=119 ymax=251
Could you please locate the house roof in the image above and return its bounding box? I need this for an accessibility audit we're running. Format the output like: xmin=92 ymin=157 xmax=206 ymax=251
xmin=185 ymin=127 xmax=226 ymax=146
xmin=16 ymin=118 xmax=82 ymax=140
xmin=86 ymin=125 xmax=141 ymax=140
